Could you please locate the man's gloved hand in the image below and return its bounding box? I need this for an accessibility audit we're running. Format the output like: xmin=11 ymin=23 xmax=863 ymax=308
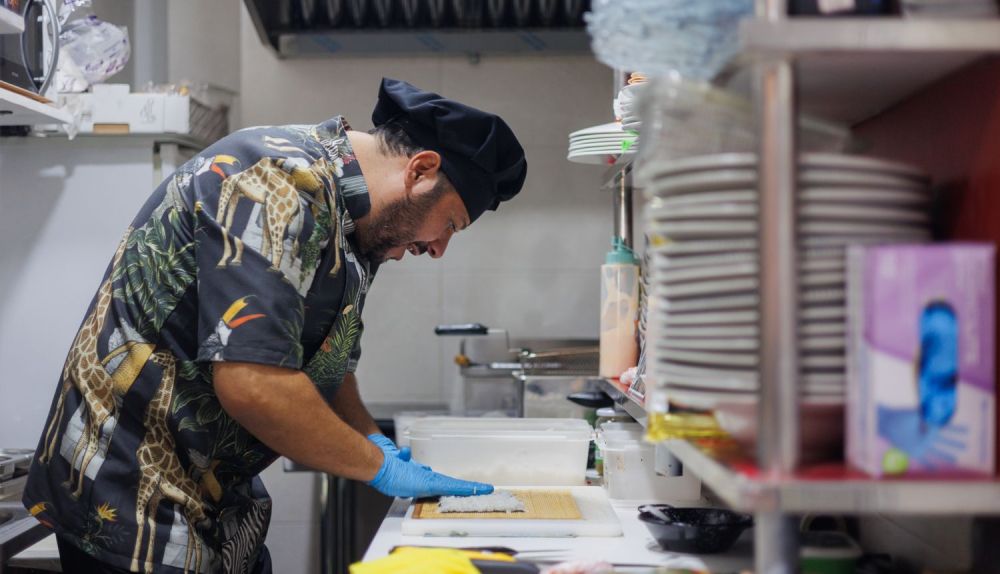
xmin=366 ymin=433 xmax=430 ymax=470
xmin=368 ymin=451 xmax=494 ymax=499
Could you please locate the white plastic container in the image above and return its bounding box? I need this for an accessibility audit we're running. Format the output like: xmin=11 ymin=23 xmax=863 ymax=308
xmin=601 ymin=436 xmax=701 ymax=502
xmin=408 ymin=417 xmax=593 ymax=486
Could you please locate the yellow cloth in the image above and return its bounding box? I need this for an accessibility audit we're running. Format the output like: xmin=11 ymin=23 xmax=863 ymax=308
xmin=350 ymin=547 xmax=489 ymax=574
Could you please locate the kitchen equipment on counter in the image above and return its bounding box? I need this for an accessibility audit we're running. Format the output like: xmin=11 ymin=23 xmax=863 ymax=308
xmin=408 ymin=417 xmax=593 ymax=485
xmin=0 ymin=458 xmax=13 ymax=482
xmin=436 ymin=324 xmax=600 ymax=418
xmin=299 ymin=0 xmax=318 ymax=26
xmin=537 ymin=0 xmax=559 ymax=25
xmin=637 ymin=504 xmax=752 ymax=554
xmin=402 ymin=486 xmax=623 ymax=537
xmin=0 ymin=450 xmax=32 ymax=473
xmin=1 ymin=0 xmax=59 ymax=95
xmin=563 ymin=0 xmax=586 ymax=25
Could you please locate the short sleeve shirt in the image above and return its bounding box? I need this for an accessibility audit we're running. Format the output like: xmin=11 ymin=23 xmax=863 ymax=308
xmin=24 ymin=117 xmax=377 ymax=573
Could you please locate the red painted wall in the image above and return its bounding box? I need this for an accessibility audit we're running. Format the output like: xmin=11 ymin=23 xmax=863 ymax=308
xmin=855 ymin=56 xmax=1000 ymax=471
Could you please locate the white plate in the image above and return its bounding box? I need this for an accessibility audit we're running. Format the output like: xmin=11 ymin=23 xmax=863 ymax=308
xmin=659 ymin=294 xmax=759 ymax=313
xmin=646 ymin=203 xmax=757 ymax=221
xmin=800 ymin=203 xmax=929 ymax=224
xmin=663 ymin=387 xmax=846 ymax=410
xmin=799 ymin=256 xmax=845 ymax=273
xmin=659 ymin=310 xmax=759 ymax=326
xmin=648 ymin=220 xmax=758 ymax=238
xmin=645 ymin=169 xmax=928 ymax=199
xmin=658 ymin=335 xmax=843 ymax=353
xmin=802 ymin=354 xmax=846 ymax=369
xmin=801 ymin=170 xmax=928 ymax=189
xmin=641 ymin=152 xmax=926 ymax=180
xmin=656 ymin=278 xmax=759 ymax=298
xmin=801 ymin=271 xmax=846 ymax=288
xmin=651 ymin=187 xmax=930 ymax=210
xmin=800 ymin=306 xmax=846 ymax=321
xmin=569 ymin=122 xmax=626 ymax=138
xmin=800 ymin=289 xmax=845 ymax=304
xmin=800 ymin=233 xmax=930 ymax=248
xmin=801 ymin=186 xmax=930 ymax=205
xmin=653 ymin=261 xmax=758 ymax=283
xmin=650 ymin=252 xmax=757 ymax=271
xmin=801 ymin=322 xmax=846 ymax=337
xmin=654 ymin=372 xmax=758 ymax=392
xmin=648 ymin=239 xmax=757 ymax=256
xmin=656 ymin=347 xmax=759 ymax=368
xmin=651 ymin=361 xmax=758 ymax=382
xmin=652 ymin=325 xmax=760 ymax=338
xmin=649 ymin=219 xmax=927 ymax=240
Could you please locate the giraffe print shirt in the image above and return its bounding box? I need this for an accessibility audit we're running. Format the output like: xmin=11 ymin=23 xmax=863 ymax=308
xmin=25 ymin=117 xmax=378 ymax=573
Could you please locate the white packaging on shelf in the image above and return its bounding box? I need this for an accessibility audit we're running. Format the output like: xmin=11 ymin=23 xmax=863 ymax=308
xmin=408 ymin=417 xmax=593 ymax=486
xmin=601 ymin=436 xmax=701 ymax=502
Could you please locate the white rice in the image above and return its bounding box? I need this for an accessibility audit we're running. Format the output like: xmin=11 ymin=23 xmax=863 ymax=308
xmin=437 ymin=490 xmax=526 ymax=513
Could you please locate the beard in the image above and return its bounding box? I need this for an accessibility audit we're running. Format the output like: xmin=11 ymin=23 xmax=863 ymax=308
xmin=353 ymin=184 xmax=447 ymax=263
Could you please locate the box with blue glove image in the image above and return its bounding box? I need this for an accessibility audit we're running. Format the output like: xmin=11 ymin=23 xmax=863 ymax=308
xmin=847 ymin=244 xmax=996 ymax=477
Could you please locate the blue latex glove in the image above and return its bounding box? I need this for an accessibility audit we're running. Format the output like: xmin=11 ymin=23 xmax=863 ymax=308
xmin=366 ymin=433 xmax=430 ymax=470
xmin=368 ymin=452 xmax=494 ymax=499
xmin=917 ymin=302 xmax=959 ymax=427
xmin=878 ymin=405 xmax=968 ymax=470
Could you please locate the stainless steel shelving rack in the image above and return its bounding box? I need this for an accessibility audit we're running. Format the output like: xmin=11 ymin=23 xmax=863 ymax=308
xmin=598 ymin=3 xmax=1000 ymax=572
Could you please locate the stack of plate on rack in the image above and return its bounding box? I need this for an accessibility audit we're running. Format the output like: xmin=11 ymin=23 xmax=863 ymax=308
xmin=567 ymin=122 xmax=638 ymax=165
xmin=640 ymin=152 xmax=932 ymax=455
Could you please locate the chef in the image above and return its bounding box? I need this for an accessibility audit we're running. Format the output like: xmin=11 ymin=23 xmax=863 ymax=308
xmin=24 ymin=78 xmax=528 ymax=574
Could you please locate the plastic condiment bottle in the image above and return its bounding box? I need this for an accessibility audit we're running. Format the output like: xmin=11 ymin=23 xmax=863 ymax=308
xmin=599 ymin=237 xmax=640 ymax=379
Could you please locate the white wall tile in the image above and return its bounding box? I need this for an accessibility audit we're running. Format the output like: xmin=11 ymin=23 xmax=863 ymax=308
xmin=261 ymin=462 xmax=321 ymax=524
xmin=354 ymin=269 xmax=445 ymax=403
xmin=264 ymin=523 xmax=319 ymax=574
xmin=441 ymin=270 xmax=600 ymax=339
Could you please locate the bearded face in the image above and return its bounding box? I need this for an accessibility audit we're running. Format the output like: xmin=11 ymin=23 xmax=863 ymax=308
xmin=353 ymin=183 xmax=448 ymax=263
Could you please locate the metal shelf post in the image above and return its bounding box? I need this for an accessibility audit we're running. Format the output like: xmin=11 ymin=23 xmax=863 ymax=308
xmin=755 ymin=0 xmax=800 ymax=572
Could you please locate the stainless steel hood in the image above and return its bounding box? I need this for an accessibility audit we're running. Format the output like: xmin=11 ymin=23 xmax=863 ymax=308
xmin=243 ymin=0 xmax=591 ymax=58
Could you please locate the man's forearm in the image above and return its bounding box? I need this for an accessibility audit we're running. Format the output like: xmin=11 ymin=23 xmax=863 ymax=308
xmin=213 ymin=363 xmax=383 ymax=481
xmin=332 ymin=373 xmax=381 ymax=437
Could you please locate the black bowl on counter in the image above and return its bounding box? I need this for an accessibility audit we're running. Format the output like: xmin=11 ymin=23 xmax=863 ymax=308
xmin=638 ymin=504 xmax=753 ymax=554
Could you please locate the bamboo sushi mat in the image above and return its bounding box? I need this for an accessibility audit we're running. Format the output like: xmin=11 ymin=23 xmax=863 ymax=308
xmin=412 ymin=490 xmax=582 ymax=520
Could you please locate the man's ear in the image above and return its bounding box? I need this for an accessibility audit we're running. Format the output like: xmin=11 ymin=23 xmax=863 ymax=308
xmin=406 ymin=150 xmax=442 ymax=186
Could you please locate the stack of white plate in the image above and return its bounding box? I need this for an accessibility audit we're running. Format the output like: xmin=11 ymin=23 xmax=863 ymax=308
xmin=567 ymin=122 xmax=638 ymax=165
xmin=641 ymin=152 xmax=932 ymax=451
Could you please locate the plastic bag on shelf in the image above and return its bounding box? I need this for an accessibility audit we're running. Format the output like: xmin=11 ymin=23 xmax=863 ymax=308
xmin=633 ymin=75 xmax=855 ymax=183
xmin=53 ymin=15 xmax=130 ymax=93
xmin=585 ymin=0 xmax=753 ymax=81
xmin=58 ymin=0 xmax=92 ymax=25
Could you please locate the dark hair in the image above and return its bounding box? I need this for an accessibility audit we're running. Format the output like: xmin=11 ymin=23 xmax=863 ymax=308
xmin=368 ymin=122 xmax=424 ymax=157
xmin=368 ymin=121 xmax=458 ymax=198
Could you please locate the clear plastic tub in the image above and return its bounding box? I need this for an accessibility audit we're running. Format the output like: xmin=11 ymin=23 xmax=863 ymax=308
xmin=408 ymin=417 xmax=594 ymax=486
xmin=602 ymin=437 xmax=701 ymax=502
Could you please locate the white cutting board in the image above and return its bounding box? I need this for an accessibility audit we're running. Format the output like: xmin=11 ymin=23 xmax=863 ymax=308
xmin=401 ymin=486 xmax=623 ymax=538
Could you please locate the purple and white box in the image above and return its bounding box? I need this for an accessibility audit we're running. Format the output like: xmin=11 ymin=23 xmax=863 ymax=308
xmin=847 ymin=244 xmax=996 ymax=477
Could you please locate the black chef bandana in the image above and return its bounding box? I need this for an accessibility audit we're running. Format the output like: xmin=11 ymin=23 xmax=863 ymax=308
xmin=372 ymin=78 xmax=528 ymax=223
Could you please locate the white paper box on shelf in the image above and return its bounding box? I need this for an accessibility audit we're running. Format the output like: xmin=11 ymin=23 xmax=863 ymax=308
xmin=90 ymin=84 xmax=190 ymax=134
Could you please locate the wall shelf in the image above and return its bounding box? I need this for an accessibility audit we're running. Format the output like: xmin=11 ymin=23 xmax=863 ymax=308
xmin=0 ymin=6 xmax=23 ymax=35
xmin=722 ymin=18 xmax=1000 ymax=124
xmin=0 ymin=89 xmax=71 ymax=126
xmin=666 ymin=439 xmax=1000 ymax=516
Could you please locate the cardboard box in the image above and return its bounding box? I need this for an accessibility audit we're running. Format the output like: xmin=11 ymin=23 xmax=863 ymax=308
xmin=847 ymin=244 xmax=996 ymax=477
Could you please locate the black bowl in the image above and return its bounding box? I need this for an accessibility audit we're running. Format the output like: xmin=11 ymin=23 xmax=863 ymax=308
xmin=638 ymin=504 xmax=753 ymax=554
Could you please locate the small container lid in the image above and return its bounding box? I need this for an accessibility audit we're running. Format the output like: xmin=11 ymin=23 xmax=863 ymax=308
xmin=408 ymin=417 xmax=594 ymax=441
